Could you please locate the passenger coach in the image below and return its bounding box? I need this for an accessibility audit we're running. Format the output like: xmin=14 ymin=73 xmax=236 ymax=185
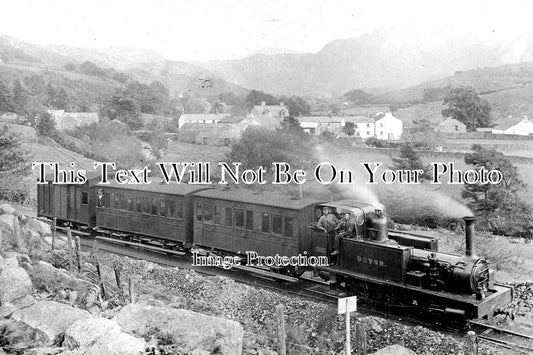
xmin=94 ymin=179 xmax=211 ymax=249
xmin=192 ymin=189 xmax=321 ymax=264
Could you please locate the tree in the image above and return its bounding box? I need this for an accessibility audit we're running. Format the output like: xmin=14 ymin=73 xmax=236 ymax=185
xmin=343 ymin=89 xmax=376 ymax=104
xmin=244 ymin=90 xmax=277 ymax=109
xmin=462 ymin=145 xmax=531 ymax=235
xmin=35 ymin=111 xmax=59 ymax=138
xmin=342 ymin=122 xmax=355 ymax=136
xmin=0 ymin=125 xmax=31 ymax=176
xmin=103 ymin=95 xmax=144 ymax=130
xmin=0 ymin=81 xmax=14 ymax=113
xmin=390 ymin=144 xmax=432 ymax=180
xmin=12 ymin=79 xmax=29 ymax=114
xmin=442 ymin=87 xmax=491 ymax=131
xmin=0 ymin=125 xmax=32 ymax=202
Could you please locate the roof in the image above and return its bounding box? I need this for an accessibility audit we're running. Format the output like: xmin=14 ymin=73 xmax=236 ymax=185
xmin=195 ymin=188 xmax=320 ymax=210
xmin=218 ymin=116 xmax=244 ymax=124
xmin=243 ymin=116 xmax=282 ymax=127
xmin=299 ymin=116 xmax=344 ymax=123
xmin=300 ymin=122 xmax=320 ymax=128
xmin=100 ymin=177 xmax=214 ymax=196
xmin=494 ymin=116 xmax=528 ymax=131
xmin=375 ymin=112 xmax=401 ymax=122
xmin=343 ymin=116 xmax=374 ymax=124
xmin=321 ymin=200 xmax=377 ymax=215
xmin=251 ymin=105 xmax=289 ymax=117
xmin=181 ymin=113 xmax=230 ymax=122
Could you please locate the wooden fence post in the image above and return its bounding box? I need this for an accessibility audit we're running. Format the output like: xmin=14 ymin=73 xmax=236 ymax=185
xmin=466 ymin=331 xmax=477 ymax=355
xmin=129 ymin=276 xmax=135 ymax=303
xmin=113 ymin=261 xmax=124 ymax=302
xmin=94 ymin=255 xmax=106 ymax=299
xmin=52 ymin=218 xmax=56 ymax=252
xmin=356 ymin=321 xmax=367 ymax=355
xmin=75 ymin=236 xmax=81 ymax=272
xmin=275 ymin=304 xmax=286 ymax=355
xmin=67 ymin=228 xmax=73 ymax=272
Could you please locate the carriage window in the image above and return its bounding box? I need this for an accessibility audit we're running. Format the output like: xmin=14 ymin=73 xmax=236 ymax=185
xmin=120 ymin=195 xmax=128 ymax=211
xmin=105 ymin=193 xmax=111 ymax=208
xmin=225 ymin=207 xmax=233 ymax=226
xmin=272 ymin=214 xmax=282 ymax=235
xmin=235 ymin=209 xmax=245 ymax=228
xmin=81 ymin=192 xmax=88 ymax=205
xmin=284 ymin=217 xmax=294 ymax=238
xmin=127 ymin=196 xmax=134 ymax=211
xmin=261 ymin=213 xmax=270 ymax=233
xmin=177 ymin=200 xmax=183 ymax=219
xmin=151 ymin=199 xmax=158 ymax=215
xmin=246 ymin=210 xmax=253 ymax=230
xmin=160 ymin=200 xmax=166 ymax=217
xmin=214 ymin=206 xmax=221 ymax=224
xmin=168 ymin=201 xmax=176 ymax=218
xmin=114 ymin=194 xmax=120 ymax=210
xmin=136 ymin=197 xmax=142 ymax=213
xmin=196 ymin=203 xmax=202 ymax=221
xmin=142 ymin=197 xmax=151 ymax=214
xmin=204 ymin=204 xmax=213 ymax=223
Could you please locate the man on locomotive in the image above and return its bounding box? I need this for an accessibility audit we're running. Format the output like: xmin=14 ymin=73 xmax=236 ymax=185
xmin=331 ymin=213 xmax=356 ymax=257
xmin=317 ymin=207 xmax=338 ymax=233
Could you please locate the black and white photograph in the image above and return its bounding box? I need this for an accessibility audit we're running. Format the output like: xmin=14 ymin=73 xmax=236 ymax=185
xmin=0 ymin=1 xmax=532 ymax=354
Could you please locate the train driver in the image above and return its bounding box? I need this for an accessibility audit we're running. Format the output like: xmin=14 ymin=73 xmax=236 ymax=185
xmin=331 ymin=213 xmax=356 ymax=256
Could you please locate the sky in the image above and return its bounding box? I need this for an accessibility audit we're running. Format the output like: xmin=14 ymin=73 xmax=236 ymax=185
xmin=0 ymin=0 xmax=532 ymax=62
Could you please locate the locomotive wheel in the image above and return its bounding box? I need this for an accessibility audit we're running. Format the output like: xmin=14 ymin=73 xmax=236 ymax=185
xmin=346 ymin=280 xmax=370 ymax=300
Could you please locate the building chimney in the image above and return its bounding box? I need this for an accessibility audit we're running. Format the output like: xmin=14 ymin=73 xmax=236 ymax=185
xmin=464 ymin=216 xmax=476 ymax=258
xmin=261 ymin=101 xmax=266 ymax=106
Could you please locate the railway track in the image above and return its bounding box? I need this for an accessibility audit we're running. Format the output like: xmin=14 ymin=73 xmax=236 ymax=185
xmin=469 ymin=320 xmax=533 ymax=354
xmin=54 ymin=228 xmax=533 ymax=354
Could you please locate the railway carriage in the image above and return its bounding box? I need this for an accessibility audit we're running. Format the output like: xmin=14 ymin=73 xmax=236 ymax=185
xmin=37 ymin=172 xmax=102 ymax=230
xmin=94 ymin=180 xmax=211 ymax=248
xmin=192 ymin=189 xmax=321 ymax=264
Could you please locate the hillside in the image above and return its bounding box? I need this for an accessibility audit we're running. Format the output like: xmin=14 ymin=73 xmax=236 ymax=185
xmin=381 ymin=62 xmax=533 ymax=118
xmin=201 ymin=28 xmax=533 ymax=96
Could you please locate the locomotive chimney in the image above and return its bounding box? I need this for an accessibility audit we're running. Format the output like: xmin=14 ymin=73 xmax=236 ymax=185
xmin=464 ymin=216 xmax=475 ymax=258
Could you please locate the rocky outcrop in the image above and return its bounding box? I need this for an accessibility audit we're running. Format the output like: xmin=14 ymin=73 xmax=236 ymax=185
xmin=9 ymin=301 xmax=92 ymax=346
xmin=0 ymin=256 xmax=33 ymax=303
xmin=114 ymin=303 xmax=244 ymax=355
xmin=64 ymin=317 xmax=145 ymax=355
xmin=370 ymin=344 xmax=417 ymax=355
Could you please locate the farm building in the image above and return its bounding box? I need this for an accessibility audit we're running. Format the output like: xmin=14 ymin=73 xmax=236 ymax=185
xmin=299 ymin=116 xmax=344 ymax=135
xmin=179 ymin=113 xmax=230 ymax=128
xmin=195 ymin=123 xmax=249 ymax=146
xmin=434 ymin=117 xmax=467 ymax=133
xmin=492 ymin=116 xmax=533 ymax=135
xmin=375 ymin=112 xmax=403 ymax=140
xmin=47 ymin=110 xmax=99 ymax=131
xmin=250 ymin=102 xmax=290 ymax=118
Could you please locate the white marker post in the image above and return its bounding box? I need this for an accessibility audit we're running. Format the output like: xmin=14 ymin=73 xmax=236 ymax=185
xmin=338 ymin=296 xmax=357 ymax=355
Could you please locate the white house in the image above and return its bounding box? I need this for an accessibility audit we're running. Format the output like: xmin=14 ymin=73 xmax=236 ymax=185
xmin=343 ymin=116 xmax=375 ymax=139
xmin=179 ymin=113 xmax=230 ymax=128
xmin=492 ymin=116 xmax=533 ymax=135
xmin=374 ymin=112 xmax=403 ymax=140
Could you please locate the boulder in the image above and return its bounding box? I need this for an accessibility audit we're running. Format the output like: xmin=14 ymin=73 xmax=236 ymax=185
xmin=0 ymin=213 xmax=18 ymax=232
xmin=0 ymin=203 xmax=16 ymax=215
xmin=0 ymin=302 xmax=18 ymax=318
xmin=0 ymin=256 xmax=33 ymax=303
xmin=64 ymin=317 xmax=145 ymax=354
xmin=370 ymin=344 xmax=417 ymax=355
xmin=31 ymin=260 xmax=87 ymax=293
xmin=64 ymin=317 xmax=121 ymax=348
xmin=114 ymin=303 xmax=243 ymax=355
xmin=25 ymin=219 xmax=52 ymax=236
xmin=13 ymin=294 xmax=36 ymax=309
xmin=10 ymin=301 xmax=92 ymax=346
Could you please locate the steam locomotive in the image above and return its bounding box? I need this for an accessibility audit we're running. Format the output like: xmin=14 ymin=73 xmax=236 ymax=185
xmin=37 ymin=174 xmax=513 ymax=319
